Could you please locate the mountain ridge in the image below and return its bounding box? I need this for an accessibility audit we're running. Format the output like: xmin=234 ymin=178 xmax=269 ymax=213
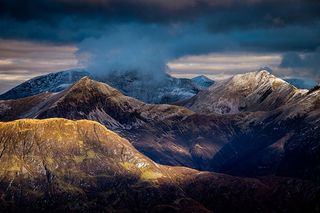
xmin=0 ymin=69 xmax=214 ymax=104
xmin=181 ymin=70 xmax=306 ymax=114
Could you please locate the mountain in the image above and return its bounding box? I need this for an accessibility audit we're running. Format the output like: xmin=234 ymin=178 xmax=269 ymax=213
xmin=1 ymin=72 xmax=320 ymax=183
xmin=0 ymin=69 xmax=91 ymax=100
xmin=179 ymin=71 xmax=320 ymax=180
xmin=0 ymin=118 xmax=319 ymax=212
xmin=0 ymin=69 xmax=213 ymax=104
xmin=2 ymin=77 xmax=258 ymax=173
xmin=0 ymin=77 xmax=204 ymax=168
xmin=0 ymin=92 xmax=52 ymax=121
xmin=0 ymin=118 xmax=200 ymax=211
xmin=98 ymin=70 xmax=205 ymax=104
xmin=181 ymin=70 xmax=305 ymax=114
xmin=191 ymin=75 xmax=215 ymax=89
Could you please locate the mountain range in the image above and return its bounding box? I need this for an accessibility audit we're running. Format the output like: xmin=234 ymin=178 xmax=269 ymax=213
xmin=0 ymin=69 xmax=319 ymax=212
xmin=0 ymin=69 xmax=214 ymax=104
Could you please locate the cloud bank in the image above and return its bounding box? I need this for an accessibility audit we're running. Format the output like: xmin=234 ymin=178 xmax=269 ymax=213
xmin=0 ymin=0 xmax=319 ymax=90
xmin=280 ymin=48 xmax=320 ymax=78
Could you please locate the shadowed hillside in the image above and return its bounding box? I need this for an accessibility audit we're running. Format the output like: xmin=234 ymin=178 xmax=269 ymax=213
xmin=0 ymin=119 xmax=319 ymax=212
xmin=1 ymin=72 xmax=320 ymax=183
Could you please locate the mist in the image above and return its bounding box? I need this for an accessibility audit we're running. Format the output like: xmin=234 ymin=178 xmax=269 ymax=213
xmin=75 ymin=22 xmax=236 ymax=81
xmin=76 ymin=24 xmax=172 ymax=81
xmin=76 ymin=20 xmax=320 ymax=81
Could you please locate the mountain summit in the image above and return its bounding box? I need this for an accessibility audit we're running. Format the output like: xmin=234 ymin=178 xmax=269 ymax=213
xmin=182 ymin=70 xmax=305 ymax=114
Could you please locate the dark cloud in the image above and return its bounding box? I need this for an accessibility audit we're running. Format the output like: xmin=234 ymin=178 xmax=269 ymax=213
xmin=0 ymin=0 xmax=271 ymax=23
xmin=1 ymin=0 xmax=319 ymax=23
xmin=0 ymin=0 xmax=320 ymax=86
xmin=1 ymin=0 xmax=319 ymax=63
xmin=0 ymin=0 xmax=319 ymax=43
xmin=234 ymin=24 xmax=320 ymax=52
xmin=76 ymin=21 xmax=320 ymax=78
xmin=279 ymin=48 xmax=320 ymax=78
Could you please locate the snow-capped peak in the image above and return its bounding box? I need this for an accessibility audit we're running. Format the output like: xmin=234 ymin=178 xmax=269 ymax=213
xmin=0 ymin=69 xmax=213 ymax=104
xmin=184 ymin=70 xmax=304 ymax=114
xmin=191 ymin=75 xmax=215 ymax=89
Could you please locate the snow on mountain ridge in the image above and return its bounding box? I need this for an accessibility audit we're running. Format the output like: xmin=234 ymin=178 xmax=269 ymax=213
xmin=191 ymin=75 xmax=215 ymax=89
xmin=0 ymin=69 xmax=91 ymax=100
xmin=183 ymin=70 xmax=306 ymax=114
xmin=0 ymin=69 xmax=213 ymax=104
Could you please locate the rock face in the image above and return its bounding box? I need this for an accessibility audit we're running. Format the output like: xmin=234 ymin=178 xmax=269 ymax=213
xmin=0 ymin=119 xmax=319 ymax=212
xmin=0 ymin=69 xmax=213 ymax=104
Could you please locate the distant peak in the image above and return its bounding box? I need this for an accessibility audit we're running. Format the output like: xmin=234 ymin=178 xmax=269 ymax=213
xmin=69 ymin=76 xmax=95 ymax=88
xmin=79 ymin=76 xmax=93 ymax=82
xmin=192 ymin=75 xmax=215 ymax=89
xmin=192 ymin=75 xmax=211 ymax=80
xmin=226 ymin=70 xmax=291 ymax=90
xmin=232 ymin=70 xmax=274 ymax=80
xmin=65 ymin=75 xmax=131 ymax=100
xmin=257 ymin=70 xmax=271 ymax=74
xmin=258 ymin=66 xmax=273 ymax=73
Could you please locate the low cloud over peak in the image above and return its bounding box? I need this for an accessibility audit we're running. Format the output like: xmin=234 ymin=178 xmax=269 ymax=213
xmin=0 ymin=0 xmax=319 ymax=92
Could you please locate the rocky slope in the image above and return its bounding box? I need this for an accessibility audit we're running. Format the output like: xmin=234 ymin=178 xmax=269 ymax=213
xmin=0 ymin=69 xmax=213 ymax=104
xmin=181 ymin=70 xmax=305 ymax=114
xmin=226 ymin=87 xmax=320 ymax=180
xmin=0 ymin=119 xmax=319 ymax=212
xmin=178 ymin=71 xmax=320 ymax=181
xmin=0 ymin=93 xmax=52 ymax=121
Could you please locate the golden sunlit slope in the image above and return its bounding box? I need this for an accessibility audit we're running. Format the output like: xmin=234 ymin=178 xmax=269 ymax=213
xmin=0 ymin=118 xmax=181 ymax=181
xmin=0 ymin=118 xmax=205 ymax=211
xmin=0 ymin=119 xmax=319 ymax=212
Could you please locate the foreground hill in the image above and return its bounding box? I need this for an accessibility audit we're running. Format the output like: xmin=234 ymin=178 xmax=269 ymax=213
xmin=0 ymin=69 xmax=213 ymax=104
xmin=0 ymin=119 xmax=319 ymax=212
xmin=1 ymin=73 xmax=320 ymax=183
xmin=0 ymin=118 xmax=200 ymax=211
